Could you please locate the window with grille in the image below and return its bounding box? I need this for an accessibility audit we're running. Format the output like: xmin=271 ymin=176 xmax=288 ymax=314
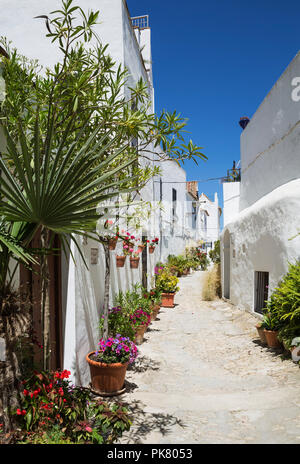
xmin=254 ymin=271 xmax=269 ymax=314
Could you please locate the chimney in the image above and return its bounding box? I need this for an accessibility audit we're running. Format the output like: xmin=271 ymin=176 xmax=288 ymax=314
xmin=239 ymin=116 xmax=250 ymax=130
xmin=187 ymin=181 xmax=198 ymax=199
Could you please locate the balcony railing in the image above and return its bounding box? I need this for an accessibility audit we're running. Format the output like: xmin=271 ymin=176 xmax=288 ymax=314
xmin=131 ymin=15 xmax=149 ymax=29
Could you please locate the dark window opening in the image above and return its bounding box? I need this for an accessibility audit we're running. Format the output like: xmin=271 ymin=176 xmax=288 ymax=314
xmin=254 ymin=271 xmax=269 ymax=314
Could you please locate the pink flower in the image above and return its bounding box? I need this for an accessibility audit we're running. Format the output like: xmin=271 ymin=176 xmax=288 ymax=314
xmin=129 ymin=248 xmax=134 ymax=253
xmin=85 ymin=426 xmax=93 ymax=433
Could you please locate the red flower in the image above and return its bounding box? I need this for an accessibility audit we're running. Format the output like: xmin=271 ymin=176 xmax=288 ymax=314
xmin=16 ymin=409 xmax=26 ymax=416
xmin=23 ymin=389 xmax=29 ymax=396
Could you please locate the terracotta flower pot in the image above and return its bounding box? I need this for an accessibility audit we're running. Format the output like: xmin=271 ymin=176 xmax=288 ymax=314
xmin=108 ymin=238 xmax=118 ymax=250
xmin=86 ymin=351 xmax=128 ymax=394
xmin=116 ymin=255 xmax=126 ymax=267
xmin=255 ymin=323 xmax=267 ymax=345
xmin=150 ymin=304 xmax=160 ymax=321
xmin=149 ymin=245 xmax=155 ymax=254
xmin=263 ymin=329 xmax=281 ymax=348
xmin=161 ymin=292 xmax=175 ymax=308
xmin=130 ymin=257 xmax=140 ymax=269
xmin=134 ymin=324 xmax=147 ymax=344
xmin=138 ymin=245 xmax=145 ymax=252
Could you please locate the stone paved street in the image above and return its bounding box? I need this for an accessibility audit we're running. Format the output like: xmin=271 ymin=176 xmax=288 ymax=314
xmin=119 ymin=270 xmax=300 ymax=444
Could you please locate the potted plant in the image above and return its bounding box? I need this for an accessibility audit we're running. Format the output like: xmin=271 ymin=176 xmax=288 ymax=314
xmin=143 ymin=288 xmax=162 ymax=321
xmin=155 ymin=269 xmax=179 ymax=308
xmin=86 ymin=335 xmax=138 ymax=394
xmin=149 ymin=237 xmax=159 ymax=254
xmin=129 ymin=249 xmax=141 ymax=269
xmin=116 ymin=241 xmax=131 ymax=268
xmin=262 ymin=313 xmax=282 ymax=348
xmin=130 ymin=308 xmax=151 ymax=344
xmin=255 ymin=320 xmax=267 ymax=345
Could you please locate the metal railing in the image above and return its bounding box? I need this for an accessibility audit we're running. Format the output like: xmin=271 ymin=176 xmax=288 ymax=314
xmin=131 ymin=15 xmax=149 ymax=29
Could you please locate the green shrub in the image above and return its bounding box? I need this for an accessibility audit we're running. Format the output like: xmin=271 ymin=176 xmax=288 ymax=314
xmin=209 ymin=240 xmax=220 ymax=264
xmin=202 ymin=264 xmax=221 ymax=300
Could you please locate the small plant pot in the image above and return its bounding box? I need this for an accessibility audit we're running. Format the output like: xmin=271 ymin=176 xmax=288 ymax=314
xmin=116 ymin=255 xmax=126 ymax=268
xmin=263 ymin=329 xmax=281 ymax=348
xmin=138 ymin=245 xmax=145 ymax=253
xmin=149 ymin=246 xmax=155 ymax=254
xmin=161 ymin=292 xmax=175 ymax=308
xmin=86 ymin=351 xmax=128 ymax=394
xmin=108 ymin=238 xmax=118 ymax=250
xmin=255 ymin=323 xmax=267 ymax=345
xmin=130 ymin=257 xmax=140 ymax=269
xmin=134 ymin=325 xmax=147 ymax=344
xmin=150 ymin=304 xmax=160 ymax=321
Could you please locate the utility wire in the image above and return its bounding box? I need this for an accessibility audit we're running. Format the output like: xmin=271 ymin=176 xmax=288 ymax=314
xmin=153 ymin=176 xmax=226 ymax=183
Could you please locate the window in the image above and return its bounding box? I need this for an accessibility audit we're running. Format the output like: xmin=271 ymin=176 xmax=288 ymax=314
xmin=171 ymin=188 xmax=177 ymax=235
xmin=254 ymin=271 xmax=269 ymax=314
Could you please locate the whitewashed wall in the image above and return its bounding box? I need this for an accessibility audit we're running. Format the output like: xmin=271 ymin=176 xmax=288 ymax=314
xmin=222 ymin=182 xmax=240 ymax=227
xmin=239 ymin=50 xmax=300 ymax=211
xmin=198 ymin=193 xmax=221 ymax=249
xmin=221 ymin=179 xmax=300 ymax=311
xmin=221 ymin=50 xmax=300 ymax=313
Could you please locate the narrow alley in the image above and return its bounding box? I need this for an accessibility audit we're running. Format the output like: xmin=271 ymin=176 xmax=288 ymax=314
xmin=120 ymin=270 xmax=300 ymax=444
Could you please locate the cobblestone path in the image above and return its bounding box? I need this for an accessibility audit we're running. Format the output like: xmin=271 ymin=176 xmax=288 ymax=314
xmin=119 ymin=270 xmax=300 ymax=444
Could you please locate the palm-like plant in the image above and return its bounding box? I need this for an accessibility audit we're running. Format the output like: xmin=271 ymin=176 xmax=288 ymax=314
xmin=0 ymin=113 xmax=139 ymax=369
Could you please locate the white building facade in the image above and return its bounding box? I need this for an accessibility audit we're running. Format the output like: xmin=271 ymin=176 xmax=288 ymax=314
xmin=220 ymin=51 xmax=300 ymax=314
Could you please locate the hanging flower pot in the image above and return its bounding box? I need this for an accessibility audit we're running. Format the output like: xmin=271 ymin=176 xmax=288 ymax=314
xmin=161 ymin=292 xmax=175 ymax=308
xmin=130 ymin=256 xmax=140 ymax=269
xmin=138 ymin=244 xmax=145 ymax=253
xmin=108 ymin=237 xmax=118 ymax=250
xmin=149 ymin=245 xmax=155 ymax=254
xmin=116 ymin=255 xmax=126 ymax=268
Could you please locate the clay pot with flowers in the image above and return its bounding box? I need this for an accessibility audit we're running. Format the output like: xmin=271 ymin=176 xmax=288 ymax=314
xmin=116 ymin=241 xmax=131 ymax=268
xmin=130 ymin=308 xmax=151 ymax=344
xmin=149 ymin=237 xmax=159 ymax=254
xmin=143 ymin=288 xmax=162 ymax=321
xmin=155 ymin=269 xmax=179 ymax=308
xmin=261 ymin=312 xmax=282 ymax=349
xmin=86 ymin=335 xmax=138 ymax=394
xmin=130 ymin=249 xmax=141 ymax=269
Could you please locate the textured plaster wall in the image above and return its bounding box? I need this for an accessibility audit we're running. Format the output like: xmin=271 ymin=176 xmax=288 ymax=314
xmin=221 ymin=179 xmax=300 ymax=312
xmin=240 ymin=51 xmax=300 ymax=210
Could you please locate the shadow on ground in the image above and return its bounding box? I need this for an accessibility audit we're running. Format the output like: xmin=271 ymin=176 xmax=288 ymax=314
xmin=127 ymin=354 xmax=160 ymax=373
xmin=118 ymin=399 xmax=186 ymax=444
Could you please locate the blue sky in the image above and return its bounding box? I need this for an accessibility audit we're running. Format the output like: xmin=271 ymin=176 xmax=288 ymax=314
xmin=127 ymin=0 xmax=300 ymax=222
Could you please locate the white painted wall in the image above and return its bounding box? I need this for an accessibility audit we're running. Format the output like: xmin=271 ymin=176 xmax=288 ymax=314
xmin=240 ymin=50 xmax=300 ymax=210
xmin=221 ymin=179 xmax=300 ymax=311
xmin=198 ymin=192 xmax=221 ymax=249
xmin=221 ymin=51 xmax=300 ymax=313
xmin=222 ymin=182 xmax=240 ymax=227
